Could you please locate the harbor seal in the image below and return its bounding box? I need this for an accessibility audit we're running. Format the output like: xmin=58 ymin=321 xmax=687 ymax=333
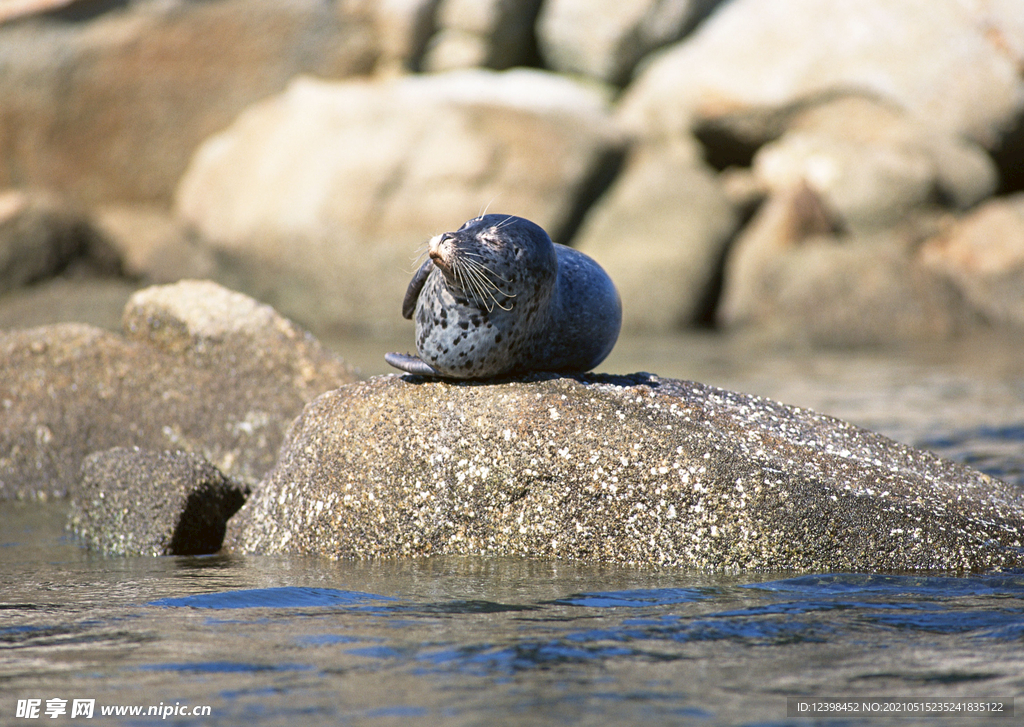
xmin=385 ymin=214 xmax=621 ymax=378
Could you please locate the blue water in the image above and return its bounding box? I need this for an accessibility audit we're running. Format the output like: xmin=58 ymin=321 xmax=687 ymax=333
xmin=2 ymin=500 xmax=1023 ymax=726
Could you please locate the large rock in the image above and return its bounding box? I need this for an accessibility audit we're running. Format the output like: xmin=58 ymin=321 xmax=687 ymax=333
xmin=0 ymin=188 xmax=119 ymax=295
xmin=351 ymin=0 xmax=440 ymax=74
xmin=69 ymin=448 xmax=246 ymax=556
xmin=175 ymin=70 xmax=619 ymax=336
xmin=226 ymin=373 xmax=1024 ymax=572
xmin=574 ymin=140 xmax=738 ymax=331
xmin=750 ymin=96 xmax=998 ymax=233
xmin=617 ymin=0 xmax=1024 ymax=149
xmin=919 ymin=194 xmax=1024 ymax=329
xmin=92 ymin=204 xmax=218 ymax=284
xmin=537 ymin=0 xmax=721 ymax=86
xmin=716 ymin=184 xmax=966 ymax=345
xmin=0 ymin=280 xmax=355 ymax=500
xmin=0 ymin=0 xmax=377 ymax=204
xmin=422 ymin=0 xmax=543 ymax=72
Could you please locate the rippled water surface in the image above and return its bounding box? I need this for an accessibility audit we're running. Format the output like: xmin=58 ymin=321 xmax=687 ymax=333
xmin=3 ymin=333 xmax=1024 ymax=725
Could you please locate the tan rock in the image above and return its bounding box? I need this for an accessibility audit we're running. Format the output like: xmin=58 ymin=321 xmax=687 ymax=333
xmin=93 ymin=204 xmax=217 ymax=283
xmin=618 ymin=0 xmax=1024 ymax=148
xmin=421 ymin=0 xmax=542 ymax=71
xmin=0 ymin=281 xmax=355 ymax=499
xmin=537 ymin=0 xmax=720 ymax=86
xmin=751 ymin=96 xmax=998 ymax=233
xmin=574 ymin=140 xmax=737 ymax=331
xmin=0 ymin=0 xmax=377 ymax=204
xmin=175 ymin=70 xmax=619 ymax=337
xmin=717 ymin=185 xmax=963 ymax=345
xmin=919 ymin=195 xmax=1024 ymax=328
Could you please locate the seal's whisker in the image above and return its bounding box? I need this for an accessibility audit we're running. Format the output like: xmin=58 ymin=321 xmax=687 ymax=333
xmin=405 ymin=237 xmax=434 ymax=273
xmin=492 ymin=215 xmax=515 ymax=231
xmin=457 ymin=260 xmax=516 ymax=311
xmin=478 ymin=195 xmax=499 ymax=220
xmin=461 ymin=259 xmax=518 ymax=299
xmin=459 ymin=255 xmax=515 ymax=285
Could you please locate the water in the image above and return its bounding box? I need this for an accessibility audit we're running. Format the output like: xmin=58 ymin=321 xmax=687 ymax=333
xmin=3 ymin=333 xmax=1024 ymax=725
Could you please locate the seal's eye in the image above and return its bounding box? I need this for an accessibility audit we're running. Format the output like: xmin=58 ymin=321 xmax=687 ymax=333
xmin=513 ymin=245 xmax=523 ymax=259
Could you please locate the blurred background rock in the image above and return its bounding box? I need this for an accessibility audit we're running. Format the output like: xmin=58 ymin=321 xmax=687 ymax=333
xmin=1 ymin=0 xmax=1022 ymax=364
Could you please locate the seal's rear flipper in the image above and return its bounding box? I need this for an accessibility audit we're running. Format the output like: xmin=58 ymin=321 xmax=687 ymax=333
xmin=384 ymin=352 xmax=443 ymax=376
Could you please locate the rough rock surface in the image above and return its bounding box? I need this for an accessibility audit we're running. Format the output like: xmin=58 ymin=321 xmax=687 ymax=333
xmin=0 ymin=280 xmax=355 ymax=500
xmin=226 ymin=374 xmax=1024 ymax=572
xmin=175 ymin=69 xmax=618 ymax=337
xmin=0 ymin=0 xmax=377 ymax=204
xmin=574 ymin=140 xmax=737 ymax=331
xmin=618 ymin=0 xmax=1024 ymax=148
xmin=69 ymin=447 xmax=246 ymax=556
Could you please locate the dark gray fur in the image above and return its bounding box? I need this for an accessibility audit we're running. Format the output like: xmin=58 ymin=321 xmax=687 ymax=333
xmin=385 ymin=214 xmax=621 ymax=379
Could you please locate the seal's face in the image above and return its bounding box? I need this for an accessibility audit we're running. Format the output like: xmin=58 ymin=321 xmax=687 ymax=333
xmin=427 ymin=214 xmax=555 ymax=313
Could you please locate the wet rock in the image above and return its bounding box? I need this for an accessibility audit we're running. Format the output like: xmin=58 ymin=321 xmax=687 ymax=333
xmin=175 ymin=70 xmax=618 ymax=337
xmin=69 ymin=447 xmax=247 ymax=557
xmin=574 ymin=140 xmax=737 ymax=331
xmin=537 ymin=0 xmax=721 ymax=86
xmin=0 ymin=0 xmax=377 ymax=204
xmin=919 ymin=194 xmax=1024 ymax=329
xmin=226 ymin=373 xmax=1024 ymax=572
xmin=751 ymin=96 xmax=998 ymax=234
xmin=717 ymin=185 xmax=966 ymax=345
xmin=0 ymin=280 xmax=355 ymax=500
xmin=422 ymin=0 xmax=542 ymax=72
xmin=0 ymin=188 xmax=118 ymax=295
xmin=618 ymin=0 xmax=1024 ymax=149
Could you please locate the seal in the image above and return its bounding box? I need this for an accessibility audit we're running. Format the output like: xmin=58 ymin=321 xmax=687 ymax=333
xmin=385 ymin=214 xmax=621 ymax=378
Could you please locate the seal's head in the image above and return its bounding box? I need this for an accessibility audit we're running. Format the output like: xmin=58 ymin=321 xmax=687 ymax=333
xmin=426 ymin=214 xmax=556 ymax=313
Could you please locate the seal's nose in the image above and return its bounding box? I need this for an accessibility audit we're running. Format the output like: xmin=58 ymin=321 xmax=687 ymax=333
xmin=428 ymin=233 xmax=453 ymax=272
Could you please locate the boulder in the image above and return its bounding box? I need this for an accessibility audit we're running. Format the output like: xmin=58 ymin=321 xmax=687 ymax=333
xmin=226 ymin=373 xmax=1024 ymax=572
xmin=68 ymin=448 xmax=247 ymax=556
xmin=573 ymin=140 xmax=738 ymax=331
xmin=919 ymin=194 xmax=1024 ymax=329
xmin=422 ymin=0 xmax=542 ymax=72
xmin=617 ymin=0 xmax=1024 ymax=149
xmin=175 ymin=70 xmax=619 ymax=337
xmin=537 ymin=0 xmax=721 ymax=86
xmin=0 ymin=280 xmax=355 ymax=500
xmin=750 ymin=96 xmax=998 ymax=233
xmin=0 ymin=188 xmax=119 ymax=295
xmin=92 ymin=204 xmax=218 ymax=283
xmin=349 ymin=0 xmax=441 ymax=74
xmin=716 ymin=185 xmax=966 ymax=345
xmin=0 ymin=0 xmax=377 ymax=204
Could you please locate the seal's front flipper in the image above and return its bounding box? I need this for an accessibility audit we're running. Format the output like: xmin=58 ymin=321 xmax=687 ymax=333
xmin=384 ymin=352 xmax=443 ymax=376
xmin=402 ymin=259 xmax=433 ymax=319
